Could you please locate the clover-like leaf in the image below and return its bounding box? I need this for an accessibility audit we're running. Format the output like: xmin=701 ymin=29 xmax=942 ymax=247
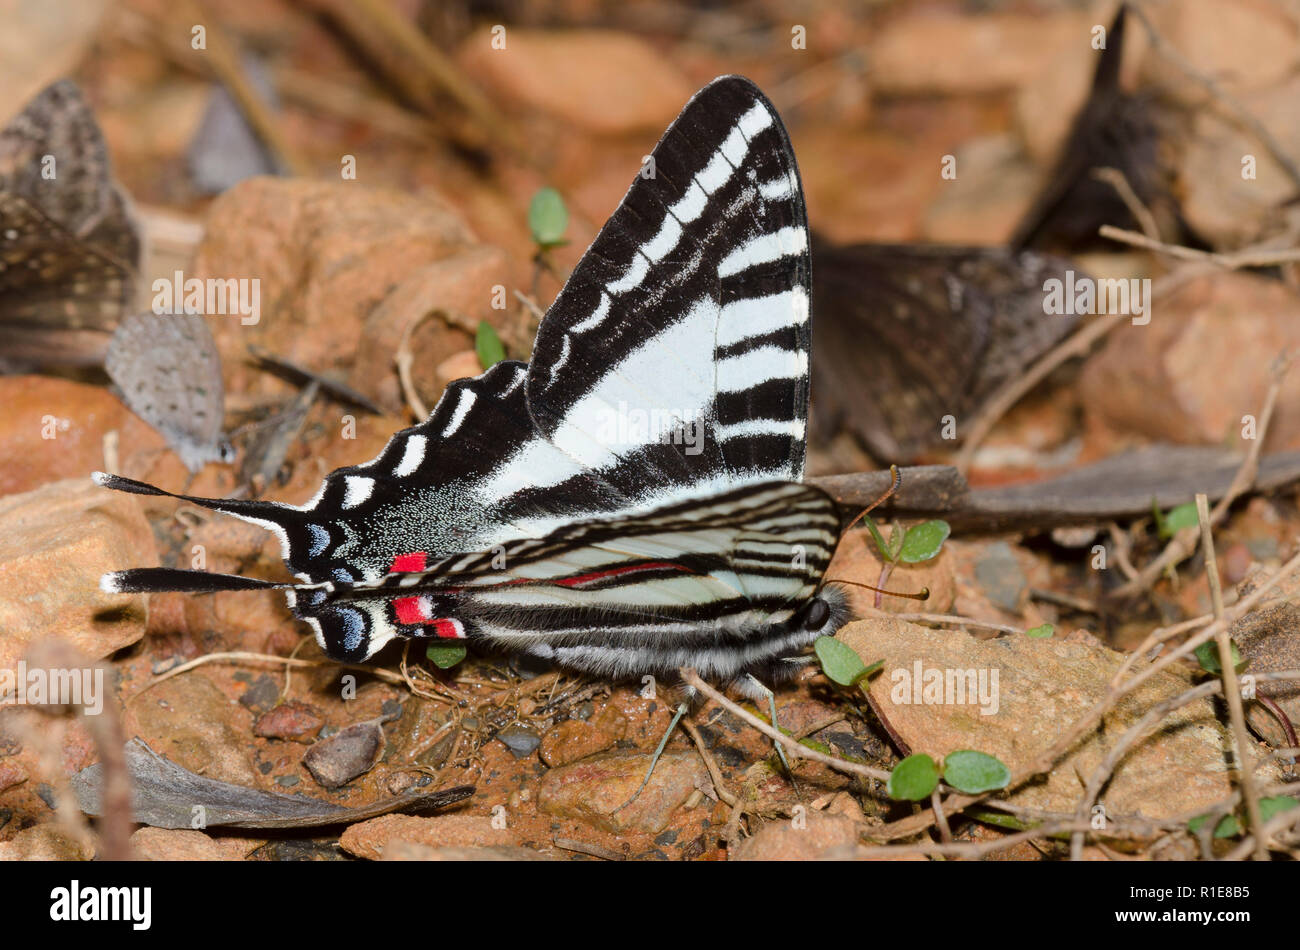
xmin=899 ymin=520 xmax=950 ymax=563
xmin=475 ymin=321 xmax=506 ymax=370
xmin=1160 ymin=501 xmax=1198 ymax=539
xmin=528 ymin=187 xmax=569 ymax=247
xmin=1188 ymin=813 xmax=1241 ymax=838
xmin=1259 ymin=796 xmax=1299 ymax=822
xmin=1194 ymin=638 xmax=1245 ymax=675
xmin=942 ymin=750 xmax=1011 ymax=794
xmin=1025 ymin=623 xmax=1055 ymax=639
xmin=861 ymin=515 xmax=893 ymax=564
xmin=426 ymin=644 xmax=467 ymax=669
xmin=815 ymin=636 xmax=879 ymax=686
xmin=887 ymin=753 xmax=939 ymax=801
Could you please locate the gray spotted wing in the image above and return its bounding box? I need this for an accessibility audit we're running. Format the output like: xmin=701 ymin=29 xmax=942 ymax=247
xmin=105 ymin=312 xmax=230 ymax=472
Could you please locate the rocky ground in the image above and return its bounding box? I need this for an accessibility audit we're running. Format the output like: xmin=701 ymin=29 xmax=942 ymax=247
xmin=2 ymin=0 xmax=1300 ymax=860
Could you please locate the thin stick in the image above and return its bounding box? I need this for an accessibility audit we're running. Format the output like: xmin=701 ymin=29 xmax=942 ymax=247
xmin=1107 ymin=522 xmax=1141 ymax=582
xmin=1198 ymin=493 xmax=1268 ymax=860
xmin=859 ymin=820 xmax=1084 ymax=858
xmin=931 ymin=786 xmax=953 ymax=845
xmin=1110 ymin=613 xmax=1215 ymax=687
xmin=341 ymin=0 xmax=524 ymax=155
xmin=860 ymin=606 xmax=1024 ymax=636
xmin=955 ymin=311 xmax=1127 ymax=476
xmin=553 ymin=837 xmax=624 ymax=861
xmin=680 ymin=669 xmax=892 ymax=783
xmin=395 ymin=310 xmax=436 ymax=420
xmin=128 ymin=650 xmax=407 ymax=703
xmin=1091 ymin=167 xmax=1161 ymax=241
xmin=1100 ymin=225 xmax=1300 ymax=268
xmin=1112 ymin=352 xmax=1292 ymax=598
xmin=179 ymin=0 xmax=310 ymax=177
xmin=681 ymin=718 xmax=738 ymax=807
xmin=1127 ymin=0 xmax=1300 ymax=190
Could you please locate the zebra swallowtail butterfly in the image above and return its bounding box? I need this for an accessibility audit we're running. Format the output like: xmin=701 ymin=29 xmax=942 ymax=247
xmin=95 ymin=76 xmax=850 ymax=689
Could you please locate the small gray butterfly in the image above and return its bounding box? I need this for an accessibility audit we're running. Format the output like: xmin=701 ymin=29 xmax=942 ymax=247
xmin=105 ymin=312 xmax=234 ymax=473
xmin=0 ymin=80 xmax=140 ymax=364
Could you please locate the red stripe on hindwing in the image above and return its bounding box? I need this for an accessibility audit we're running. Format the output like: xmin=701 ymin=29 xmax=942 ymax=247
xmin=554 ymin=560 xmax=691 ymax=588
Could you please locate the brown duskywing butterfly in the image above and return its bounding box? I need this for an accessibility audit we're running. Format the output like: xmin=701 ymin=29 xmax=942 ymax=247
xmin=810 ymin=237 xmax=1080 ymax=462
xmin=0 ymin=80 xmax=141 ymax=366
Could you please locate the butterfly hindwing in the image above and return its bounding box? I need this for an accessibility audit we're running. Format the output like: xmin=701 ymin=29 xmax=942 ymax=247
xmin=300 ymin=481 xmax=841 ymax=672
xmin=104 ymin=312 xmax=230 ymax=472
xmin=810 ymin=239 xmax=1080 ymax=460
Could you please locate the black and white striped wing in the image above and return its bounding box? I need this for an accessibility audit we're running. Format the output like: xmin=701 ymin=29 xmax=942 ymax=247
xmin=521 ymin=75 xmax=811 ymax=511
xmin=300 ymin=482 xmax=839 ymax=670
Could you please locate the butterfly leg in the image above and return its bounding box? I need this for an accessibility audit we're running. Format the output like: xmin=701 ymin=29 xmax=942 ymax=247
xmin=742 ymin=674 xmax=796 ymax=781
xmin=616 ymin=697 xmax=691 ymax=811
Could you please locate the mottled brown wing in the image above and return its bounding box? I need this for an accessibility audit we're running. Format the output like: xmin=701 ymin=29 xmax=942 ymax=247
xmin=1010 ymin=5 xmax=1192 ymax=252
xmin=0 ymin=80 xmax=140 ymax=359
xmin=0 ymin=192 xmax=133 ymax=331
xmin=809 ymin=238 xmax=1080 ymax=462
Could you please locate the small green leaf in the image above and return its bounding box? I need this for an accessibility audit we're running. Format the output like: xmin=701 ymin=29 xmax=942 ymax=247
xmin=1025 ymin=623 xmax=1055 ymax=639
xmin=475 ymin=321 xmax=506 ymax=369
xmin=1194 ymin=638 xmax=1245 ymax=674
xmin=798 ymin=738 xmax=833 ymax=756
xmin=1160 ymin=502 xmax=1198 ymax=538
xmin=426 ymin=643 xmax=467 ymax=669
xmin=887 ymin=522 xmax=905 ymax=561
xmin=1188 ymin=813 xmax=1241 ymax=838
xmin=861 ymin=515 xmax=893 ymax=563
xmin=899 ymin=520 xmax=950 ymax=563
xmin=887 ymin=753 xmax=939 ymax=801
xmin=967 ymin=808 xmax=1030 ymax=831
xmin=528 ymin=187 xmax=569 ymax=247
xmin=942 ymin=750 xmax=1011 ymax=794
xmin=815 ymin=636 xmax=871 ymax=686
xmin=1259 ymin=796 xmax=1299 ymax=821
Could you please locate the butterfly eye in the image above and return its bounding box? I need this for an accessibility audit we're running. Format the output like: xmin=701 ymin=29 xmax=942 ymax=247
xmin=803 ymin=597 xmax=830 ymax=630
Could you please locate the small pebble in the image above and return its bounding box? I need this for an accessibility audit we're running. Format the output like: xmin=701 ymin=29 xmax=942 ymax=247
xmin=497 ymin=723 xmax=542 ymax=759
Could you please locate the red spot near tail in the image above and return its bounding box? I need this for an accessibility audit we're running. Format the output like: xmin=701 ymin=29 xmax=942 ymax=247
xmin=393 ymin=595 xmax=428 ymax=625
xmin=390 ymin=552 xmax=427 ymax=573
xmin=430 ymin=618 xmax=465 ymax=639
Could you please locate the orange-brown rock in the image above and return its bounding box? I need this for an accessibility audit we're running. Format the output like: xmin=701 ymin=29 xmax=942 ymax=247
xmin=1079 ymin=272 xmax=1300 ymax=450
xmin=0 ymin=479 xmax=155 ymax=678
xmin=339 ymin=813 xmax=515 ymax=860
xmin=193 ymin=177 xmax=481 ymax=402
xmin=537 ymin=750 xmax=707 ymax=834
xmin=459 ymin=29 xmax=693 ymax=136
